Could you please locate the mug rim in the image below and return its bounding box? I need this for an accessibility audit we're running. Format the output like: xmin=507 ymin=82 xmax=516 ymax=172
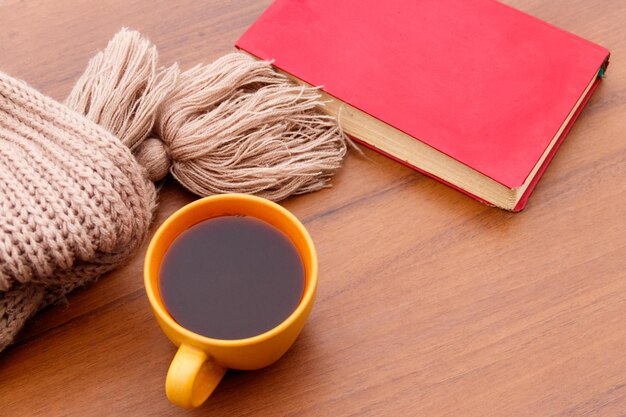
xmin=144 ymin=193 xmax=318 ymax=348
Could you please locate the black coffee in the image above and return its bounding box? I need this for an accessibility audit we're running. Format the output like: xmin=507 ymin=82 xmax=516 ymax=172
xmin=159 ymin=215 xmax=305 ymax=340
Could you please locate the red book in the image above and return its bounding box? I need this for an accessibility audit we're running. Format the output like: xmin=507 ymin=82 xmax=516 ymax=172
xmin=237 ymin=0 xmax=609 ymax=211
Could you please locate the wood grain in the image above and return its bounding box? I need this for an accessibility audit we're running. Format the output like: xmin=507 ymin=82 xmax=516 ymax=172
xmin=1 ymin=1 xmax=625 ymax=415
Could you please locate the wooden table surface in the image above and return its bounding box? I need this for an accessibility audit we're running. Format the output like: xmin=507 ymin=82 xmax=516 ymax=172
xmin=1 ymin=1 xmax=625 ymax=415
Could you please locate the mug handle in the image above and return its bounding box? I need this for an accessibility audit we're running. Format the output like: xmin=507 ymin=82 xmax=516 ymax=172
xmin=166 ymin=344 xmax=227 ymax=408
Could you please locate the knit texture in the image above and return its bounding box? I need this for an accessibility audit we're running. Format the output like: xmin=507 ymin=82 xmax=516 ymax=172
xmin=0 ymin=71 xmax=156 ymax=351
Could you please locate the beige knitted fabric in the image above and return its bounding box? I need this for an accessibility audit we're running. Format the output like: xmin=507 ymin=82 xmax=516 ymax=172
xmin=0 ymin=71 xmax=157 ymax=351
xmin=0 ymin=29 xmax=347 ymax=352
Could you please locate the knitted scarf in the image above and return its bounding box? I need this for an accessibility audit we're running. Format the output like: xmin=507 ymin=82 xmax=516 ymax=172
xmin=0 ymin=29 xmax=346 ymax=352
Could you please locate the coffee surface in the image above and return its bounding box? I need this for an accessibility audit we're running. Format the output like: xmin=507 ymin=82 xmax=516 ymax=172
xmin=159 ymin=215 xmax=305 ymax=340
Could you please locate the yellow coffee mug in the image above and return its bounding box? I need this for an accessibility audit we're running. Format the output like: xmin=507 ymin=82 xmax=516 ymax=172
xmin=144 ymin=194 xmax=318 ymax=408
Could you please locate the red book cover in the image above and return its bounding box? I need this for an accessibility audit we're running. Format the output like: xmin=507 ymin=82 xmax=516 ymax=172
xmin=237 ymin=0 xmax=609 ymax=210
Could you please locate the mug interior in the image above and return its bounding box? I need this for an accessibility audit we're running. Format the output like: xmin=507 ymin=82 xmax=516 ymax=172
xmin=144 ymin=194 xmax=317 ymax=347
